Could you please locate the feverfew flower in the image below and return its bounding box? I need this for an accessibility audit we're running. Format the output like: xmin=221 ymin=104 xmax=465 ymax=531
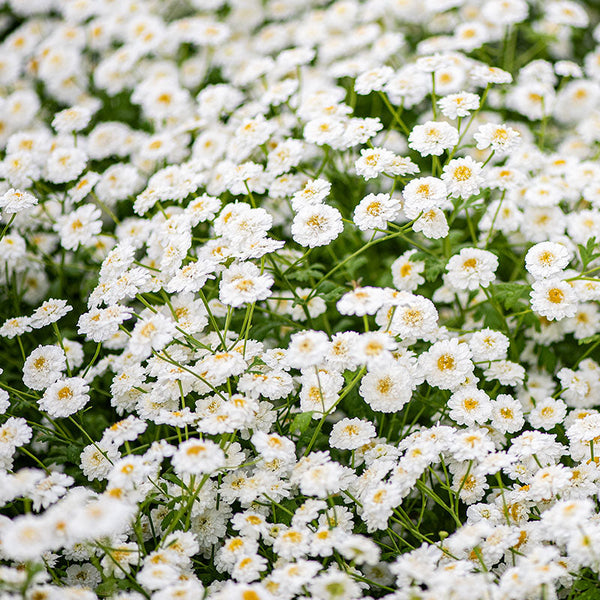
xmin=329 ymin=418 xmax=376 ymax=450
xmin=291 ymin=204 xmax=344 ymax=248
xmin=22 ymin=345 xmax=66 ymax=390
xmin=446 ymin=248 xmax=499 ymax=290
xmin=402 ymin=177 xmax=449 ymax=220
xmin=490 ymin=394 xmax=525 ymax=434
xmin=355 ymin=66 xmax=394 ymax=94
xmin=52 ymin=105 xmax=92 ymax=133
xmin=353 ymin=193 xmax=400 ymax=231
xmin=469 ymin=329 xmax=510 ymax=362
xmin=291 ymin=179 xmax=331 ymax=211
xmin=420 ymin=338 xmax=473 ymax=390
xmin=438 ymin=92 xmax=480 ymax=119
xmin=408 ymin=121 xmax=458 ymax=156
xmin=172 ymin=439 xmax=225 ymax=475
xmin=530 ymin=278 xmax=578 ymax=320
xmin=448 ymin=387 xmax=492 ymax=426
xmin=54 ymin=204 xmax=103 ymax=251
xmin=38 ymin=377 xmax=90 ymax=418
xmin=0 ymin=316 xmax=32 ymax=338
xmin=219 ymin=262 xmax=274 ymax=308
xmin=0 ymin=188 xmax=37 ymax=214
xmin=441 ymin=157 xmax=484 ymax=199
xmin=528 ymin=397 xmax=567 ymax=430
xmin=355 ymin=147 xmax=395 ymax=180
xmin=45 ymin=146 xmax=88 ymax=184
xmin=474 ymin=123 xmax=521 ymax=155
xmin=286 ymin=330 xmax=330 ymax=369
xmin=391 ymin=250 xmax=426 ymax=291
xmin=525 ymin=241 xmax=571 ymax=279
xmin=413 ymin=207 xmax=450 ymax=239
xmin=30 ymin=299 xmax=72 ymax=329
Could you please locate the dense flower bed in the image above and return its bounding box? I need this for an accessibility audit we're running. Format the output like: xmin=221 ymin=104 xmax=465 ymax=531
xmin=2 ymin=0 xmax=600 ymax=598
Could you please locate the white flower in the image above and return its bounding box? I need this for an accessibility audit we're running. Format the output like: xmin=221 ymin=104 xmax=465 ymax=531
xmin=530 ymin=278 xmax=577 ymax=320
xmin=45 ymin=146 xmax=88 ymax=184
xmin=402 ymin=176 xmax=449 ymax=220
xmin=438 ymin=92 xmax=480 ymax=119
xmin=39 ymin=377 xmax=90 ymax=418
xmin=413 ymin=207 xmax=449 ymax=239
xmin=408 ymin=121 xmax=458 ymax=156
xmin=30 ymin=298 xmax=72 ymax=329
xmin=52 ymin=105 xmax=92 ymax=133
xmin=469 ymin=329 xmax=510 ymax=362
xmin=355 ymin=66 xmax=394 ymax=94
xmin=448 ymin=387 xmax=492 ymax=426
xmin=22 ymin=345 xmax=66 ymax=391
xmin=291 ymin=178 xmax=331 ymax=211
xmin=446 ymin=248 xmax=499 ymax=290
xmin=490 ymin=394 xmax=525 ymax=434
xmin=353 ymin=193 xmax=400 ymax=231
xmin=355 ymin=147 xmax=395 ymax=180
xmin=359 ymin=365 xmax=414 ymax=412
xmin=441 ymin=157 xmax=484 ymax=199
xmin=286 ymin=330 xmax=330 ymax=370
xmin=0 ymin=188 xmax=37 ymax=214
xmin=528 ymin=397 xmax=567 ymax=430
xmin=391 ymin=250 xmax=426 ymax=291
xmin=525 ymin=242 xmax=571 ymax=279
xmin=219 ymin=262 xmax=274 ymax=308
xmin=330 ymin=418 xmax=376 ymax=450
xmin=291 ymin=204 xmax=343 ymax=248
xmin=54 ymin=204 xmax=103 ymax=251
xmin=473 ymin=123 xmax=521 ymax=155
xmin=420 ymin=338 xmax=473 ymax=390
xmin=172 ymin=439 xmax=225 ymax=475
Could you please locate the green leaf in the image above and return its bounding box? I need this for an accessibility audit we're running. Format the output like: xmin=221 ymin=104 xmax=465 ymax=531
xmin=493 ymin=282 xmax=530 ymax=310
xmin=95 ymin=581 xmax=118 ymax=596
xmin=578 ymin=334 xmax=600 ymax=346
xmin=288 ymin=263 xmax=325 ymax=282
xmin=418 ymin=255 xmax=446 ymax=283
xmin=345 ymin=255 xmax=368 ymax=280
xmin=315 ymin=282 xmax=346 ymax=303
xmin=290 ymin=411 xmax=314 ymax=434
xmin=578 ymin=236 xmax=600 ymax=270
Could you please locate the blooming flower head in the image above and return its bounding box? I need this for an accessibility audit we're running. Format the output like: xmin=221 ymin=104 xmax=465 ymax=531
xmin=291 ymin=204 xmax=343 ymax=248
xmin=525 ymin=241 xmax=571 ymax=279
xmin=420 ymin=338 xmax=474 ymax=390
xmin=441 ymin=157 xmax=484 ymax=199
xmin=446 ymin=248 xmax=499 ymax=290
xmin=39 ymin=377 xmax=90 ymax=418
xmin=438 ymin=92 xmax=480 ymax=119
xmin=408 ymin=121 xmax=459 ymax=156
xmin=530 ymin=278 xmax=578 ymax=320
xmin=474 ymin=123 xmax=521 ymax=155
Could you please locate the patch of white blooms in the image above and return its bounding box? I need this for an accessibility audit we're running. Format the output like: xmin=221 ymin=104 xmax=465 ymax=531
xmin=0 ymin=1 xmax=599 ymax=599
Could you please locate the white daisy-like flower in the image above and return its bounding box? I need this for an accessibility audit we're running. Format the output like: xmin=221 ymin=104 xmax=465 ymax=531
xmin=353 ymin=193 xmax=400 ymax=231
xmin=525 ymin=241 xmax=571 ymax=279
xmin=39 ymin=377 xmax=90 ymax=418
xmin=473 ymin=123 xmax=521 ymax=155
xmin=291 ymin=204 xmax=343 ymax=248
xmin=530 ymin=277 xmax=577 ymax=320
xmin=408 ymin=121 xmax=459 ymax=156
xmin=438 ymin=92 xmax=480 ymax=119
xmin=420 ymin=338 xmax=473 ymax=390
xmin=441 ymin=156 xmax=484 ymax=199
xmin=0 ymin=188 xmax=38 ymax=214
xmin=330 ymin=418 xmax=377 ymax=450
xmin=172 ymin=439 xmax=225 ymax=475
xmin=446 ymin=247 xmax=499 ymax=290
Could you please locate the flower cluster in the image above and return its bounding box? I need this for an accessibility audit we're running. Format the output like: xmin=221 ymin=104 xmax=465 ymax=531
xmin=1 ymin=1 xmax=600 ymax=599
